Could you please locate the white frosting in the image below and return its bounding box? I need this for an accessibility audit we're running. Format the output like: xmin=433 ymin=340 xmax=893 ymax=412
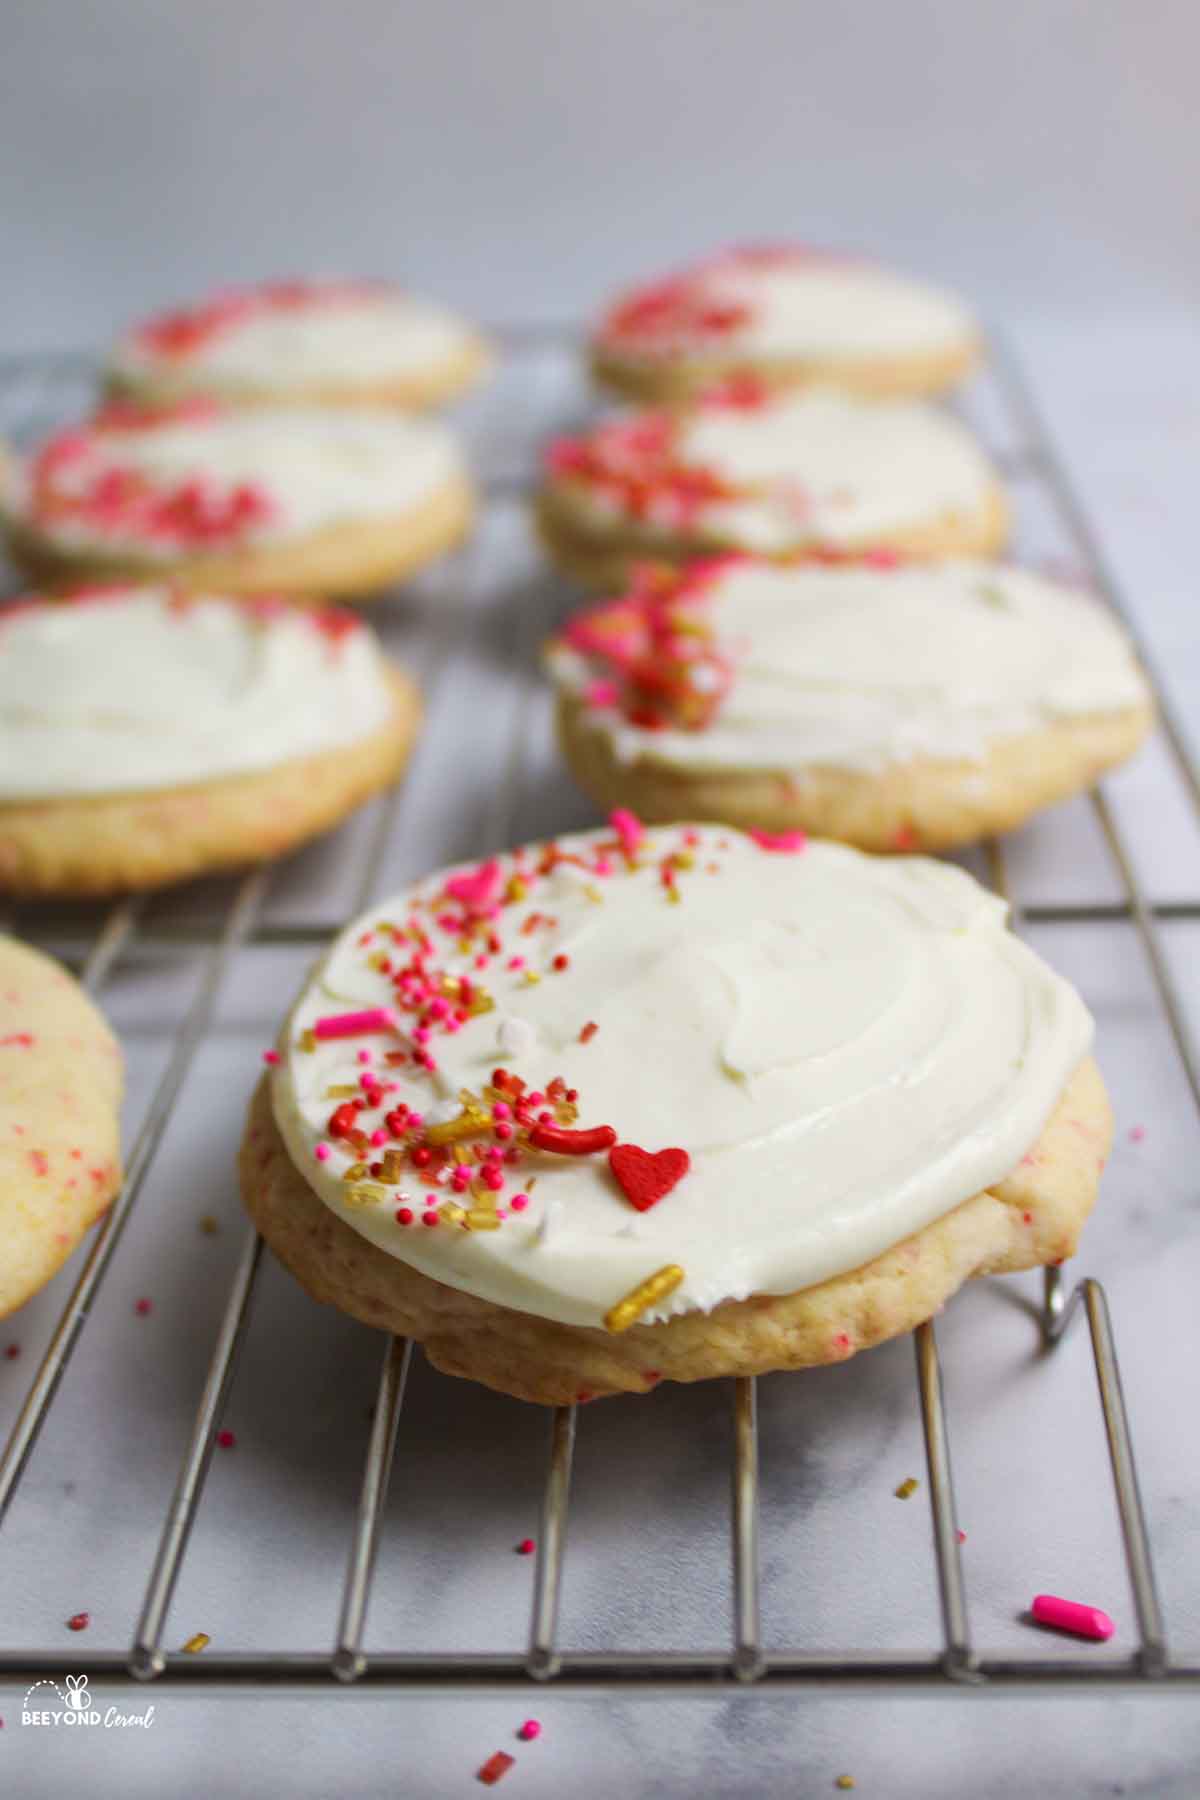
xmin=603 ymin=255 xmax=975 ymax=363
xmin=549 ymin=561 xmax=1150 ymax=775
xmin=110 ymin=289 xmax=477 ymax=392
xmin=272 ymin=828 xmax=1093 ymax=1331
xmin=0 ymin=588 xmax=396 ymax=798
xmin=6 ymin=410 xmax=463 ymax=560
xmin=556 ymin=390 xmax=997 ymax=553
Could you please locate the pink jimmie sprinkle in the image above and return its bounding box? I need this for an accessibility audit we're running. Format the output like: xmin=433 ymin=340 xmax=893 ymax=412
xmin=749 ymin=828 xmax=808 ymax=853
xmin=261 ymin=1049 xmax=280 ymax=1066
xmin=314 ymin=1007 xmax=396 ymax=1040
xmin=446 ymin=858 xmax=501 ymax=913
xmin=610 ymin=807 xmax=644 ymax=856
xmin=1031 ymin=1594 xmax=1114 ymax=1641
xmin=517 ymin=1720 xmax=542 ymax=1742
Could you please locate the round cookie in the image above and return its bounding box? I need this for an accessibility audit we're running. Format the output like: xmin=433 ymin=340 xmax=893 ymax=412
xmin=0 ymin=402 xmax=473 ymax=601
xmin=545 ymin=558 xmax=1154 ymax=853
xmin=537 ymin=384 xmax=1007 ymax=589
xmin=0 ymin=586 xmax=423 ymax=896
xmin=105 ymin=278 xmax=491 ymax=413
xmin=1 ymin=936 xmax=123 ymax=1318
xmin=242 ymin=826 xmax=1110 ymax=1403
xmin=591 ymin=244 xmax=980 ymax=404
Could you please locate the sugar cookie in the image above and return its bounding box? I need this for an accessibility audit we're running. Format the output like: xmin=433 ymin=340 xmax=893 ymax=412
xmin=241 ymin=826 xmax=1109 ymax=1402
xmin=0 ymin=585 xmax=421 ymax=895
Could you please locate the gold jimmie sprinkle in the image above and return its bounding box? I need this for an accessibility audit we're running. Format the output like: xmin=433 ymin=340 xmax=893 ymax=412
xmin=181 ymin=1632 xmax=210 ymax=1654
xmin=299 ymin=1028 xmax=317 ymax=1053
xmin=604 ymin=1264 xmax=685 ymax=1334
xmin=464 ymin=1209 xmax=502 ymax=1231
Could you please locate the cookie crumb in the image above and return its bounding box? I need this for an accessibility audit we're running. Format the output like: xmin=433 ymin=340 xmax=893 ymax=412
xmin=894 ymin=1477 xmax=919 ymax=1500
xmin=199 ymin=1214 xmax=220 ymax=1235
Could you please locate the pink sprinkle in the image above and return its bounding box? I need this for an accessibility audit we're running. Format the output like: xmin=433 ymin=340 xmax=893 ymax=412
xmin=584 ymin=678 xmax=619 ymax=708
xmin=610 ymin=807 xmax=645 ymax=855
xmin=216 ymin=1429 xmax=236 ymax=1450
xmin=507 ymin=955 xmax=525 ymax=971
xmin=1128 ymin=1125 xmax=1146 ymax=1143
xmin=134 ymin=1298 xmax=153 ymax=1317
xmin=446 ymin=858 xmax=501 ymax=912
xmin=370 ymin=1129 xmax=388 ymax=1148
xmin=956 ymin=1530 xmax=967 ymax=1544
xmin=749 ymin=828 xmax=808 ymax=853
xmin=517 ymin=1720 xmax=542 ymax=1742
xmin=314 ymin=1143 xmax=331 ymax=1163
xmin=492 ymin=1102 xmax=512 ymax=1121
xmin=510 ymin=1194 xmax=529 ymax=1212
xmin=261 ymin=1049 xmax=280 ymax=1066
xmin=1030 ymin=1593 xmax=1114 ymax=1641
xmin=313 ymin=1008 xmax=396 ymax=1040
xmin=356 ymin=1049 xmax=373 ymax=1065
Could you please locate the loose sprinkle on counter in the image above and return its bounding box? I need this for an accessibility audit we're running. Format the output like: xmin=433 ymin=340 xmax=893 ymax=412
xmin=134 ymin=1297 xmax=153 ymax=1317
xmin=66 ymin=1612 xmax=90 ymax=1632
xmin=516 ymin=1538 xmax=536 ymax=1556
xmin=3 ymin=1344 xmax=19 ymax=1360
xmin=477 ymin=1750 xmax=515 ymax=1786
xmin=261 ymin=1048 xmax=280 ymax=1066
xmin=517 ymin=1719 xmax=542 ymax=1742
xmin=216 ymin=1429 xmax=236 ymax=1450
xmin=894 ymin=1477 xmax=919 ymax=1500
xmin=835 ymin=1778 xmax=856 ymax=1792
xmin=182 ymin=1632 xmax=211 ymax=1654
xmin=199 ymin=1215 xmax=220 ymax=1236
xmin=1128 ymin=1124 xmax=1146 ymax=1143
xmin=1030 ymin=1593 xmax=1114 ymax=1641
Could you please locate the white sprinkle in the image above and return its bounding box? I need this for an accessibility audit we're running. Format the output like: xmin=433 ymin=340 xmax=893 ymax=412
xmin=497 ymin=1016 xmax=536 ymax=1057
xmin=689 ymin=664 xmax=721 ymax=693
xmin=537 ymin=1199 xmax=563 ymax=1247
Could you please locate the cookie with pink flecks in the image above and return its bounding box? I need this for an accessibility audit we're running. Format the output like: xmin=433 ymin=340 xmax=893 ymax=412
xmin=0 ymin=936 xmax=122 ymax=1317
xmin=590 ymin=245 xmax=980 ymax=404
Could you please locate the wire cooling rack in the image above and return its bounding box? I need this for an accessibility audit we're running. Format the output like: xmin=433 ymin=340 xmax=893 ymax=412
xmin=0 ymin=331 xmax=1197 ymax=1701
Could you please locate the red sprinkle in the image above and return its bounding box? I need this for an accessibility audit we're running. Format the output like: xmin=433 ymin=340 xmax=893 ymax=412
xmin=579 ymin=1021 xmax=599 ymax=1043
xmin=477 ymin=1752 xmax=515 ymax=1787
xmin=3 ymin=1344 xmax=19 ymax=1361
xmin=216 ymin=1429 xmax=236 ymax=1450
xmin=66 ymin=1613 xmax=90 ymax=1632
xmin=528 ymin=1123 xmax=617 ymax=1157
xmin=516 ymin=1538 xmax=536 ymax=1556
xmin=134 ymin=1297 xmax=153 ymax=1317
xmin=609 ymin=1142 xmax=691 ymax=1212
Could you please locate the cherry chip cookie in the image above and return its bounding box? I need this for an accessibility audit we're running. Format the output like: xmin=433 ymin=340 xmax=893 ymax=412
xmin=0 ymin=401 xmax=473 ymax=601
xmin=1 ymin=936 xmax=122 ymax=1318
xmin=242 ymin=824 xmax=1109 ymax=1404
xmin=591 ymin=245 xmax=980 ymax=404
xmin=105 ymin=278 xmax=491 ymax=413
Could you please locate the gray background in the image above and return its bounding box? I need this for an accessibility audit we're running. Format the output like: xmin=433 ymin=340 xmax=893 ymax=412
xmin=3 ymin=0 xmax=1198 ymax=347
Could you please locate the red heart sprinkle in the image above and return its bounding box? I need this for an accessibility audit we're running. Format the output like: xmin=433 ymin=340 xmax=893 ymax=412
xmin=609 ymin=1143 xmax=690 ymax=1212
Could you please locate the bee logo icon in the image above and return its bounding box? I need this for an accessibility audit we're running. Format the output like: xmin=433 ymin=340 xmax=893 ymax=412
xmin=64 ymin=1674 xmax=90 ymax=1711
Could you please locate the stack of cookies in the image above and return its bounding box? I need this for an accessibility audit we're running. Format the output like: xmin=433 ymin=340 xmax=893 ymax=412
xmin=3 ymin=254 xmax=1153 ymax=1415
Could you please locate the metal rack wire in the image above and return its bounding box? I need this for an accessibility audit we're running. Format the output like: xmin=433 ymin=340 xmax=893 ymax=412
xmin=0 ymin=331 xmax=1197 ymax=1698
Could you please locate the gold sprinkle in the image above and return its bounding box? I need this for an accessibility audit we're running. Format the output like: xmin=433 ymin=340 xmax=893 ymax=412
xmin=673 ymin=851 xmax=695 ymax=870
xmin=378 ymin=1149 xmax=405 ymax=1183
xmin=346 ymin=1182 xmax=389 ymax=1208
xmin=453 ymin=1144 xmax=473 ymax=1165
xmin=343 ymin=1161 xmax=369 ymax=1181
xmin=368 ymin=951 xmax=390 ymax=972
xmin=439 ymin=1202 xmax=467 ymax=1225
xmin=894 ymin=1477 xmax=919 ymax=1500
xmin=506 ymin=876 xmax=528 ymax=902
xmin=426 ymin=1108 xmax=488 ymax=1146
xmin=199 ymin=1215 xmax=220 ymax=1237
xmin=325 ymin=1084 xmax=360 ymax=1098
xmin=835 ymin=1779 xmax=856 ymax=1792
xmin=524 ymin=971 xmax=541 ymax=986
xmin=464 ymin=1209 xmax=502 ymax=1231
xmin=299 ymin=1028 xmax=317 ymax=1053
xmin=666 ymin=886 xmax=682 ymax=905
xmin=584 ymin=885 xmax=603 ymax=903
xmin=604 ymin=1264 xmax=685 ymax=1333
xmin=181 ymin=1632 xmax=210 ymax=1655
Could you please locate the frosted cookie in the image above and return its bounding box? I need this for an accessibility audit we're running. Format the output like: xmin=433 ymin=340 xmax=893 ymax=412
xmin=545 ymin=559 xmax=1154 ymax=852
xmin=537 ymin=384 xmax=1007 ymax=589
xmin=1 ymin=936 xmax=122 ymax=1318
xmin=105 ymin=278 xmax=491 ymax=412
xmin=0 ymin=401 xmax=473 ymax=600
xmin=0 ymin=585 xmax=421 ymax=895
xmin=241 ymin=825 xmax=1110 ymax=1403
xmin=591 ymin=245 xmax=980 ymax=403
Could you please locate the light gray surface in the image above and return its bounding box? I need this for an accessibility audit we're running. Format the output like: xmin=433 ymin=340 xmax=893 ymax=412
xmin=2 ymin=1 xmax=1199 ymax=346
xmin=0 ymin=322 xmax=1198 ymax=1797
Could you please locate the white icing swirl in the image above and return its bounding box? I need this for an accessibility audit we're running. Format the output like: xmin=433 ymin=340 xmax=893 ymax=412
xmin=553 ymin=390 xmax=998 ymax=553
xmin=548 ymin=560 xmax=1151 ymax=774
xmin=0 ymin=588 xmax=396 ymax=798
xmin=4 ymin=409 xmax=464 ymax=560
xmin=109 ymin=287 xmax=479 ymax=393
xmin=272 ymin=828 xmax=1093 ymax=1330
